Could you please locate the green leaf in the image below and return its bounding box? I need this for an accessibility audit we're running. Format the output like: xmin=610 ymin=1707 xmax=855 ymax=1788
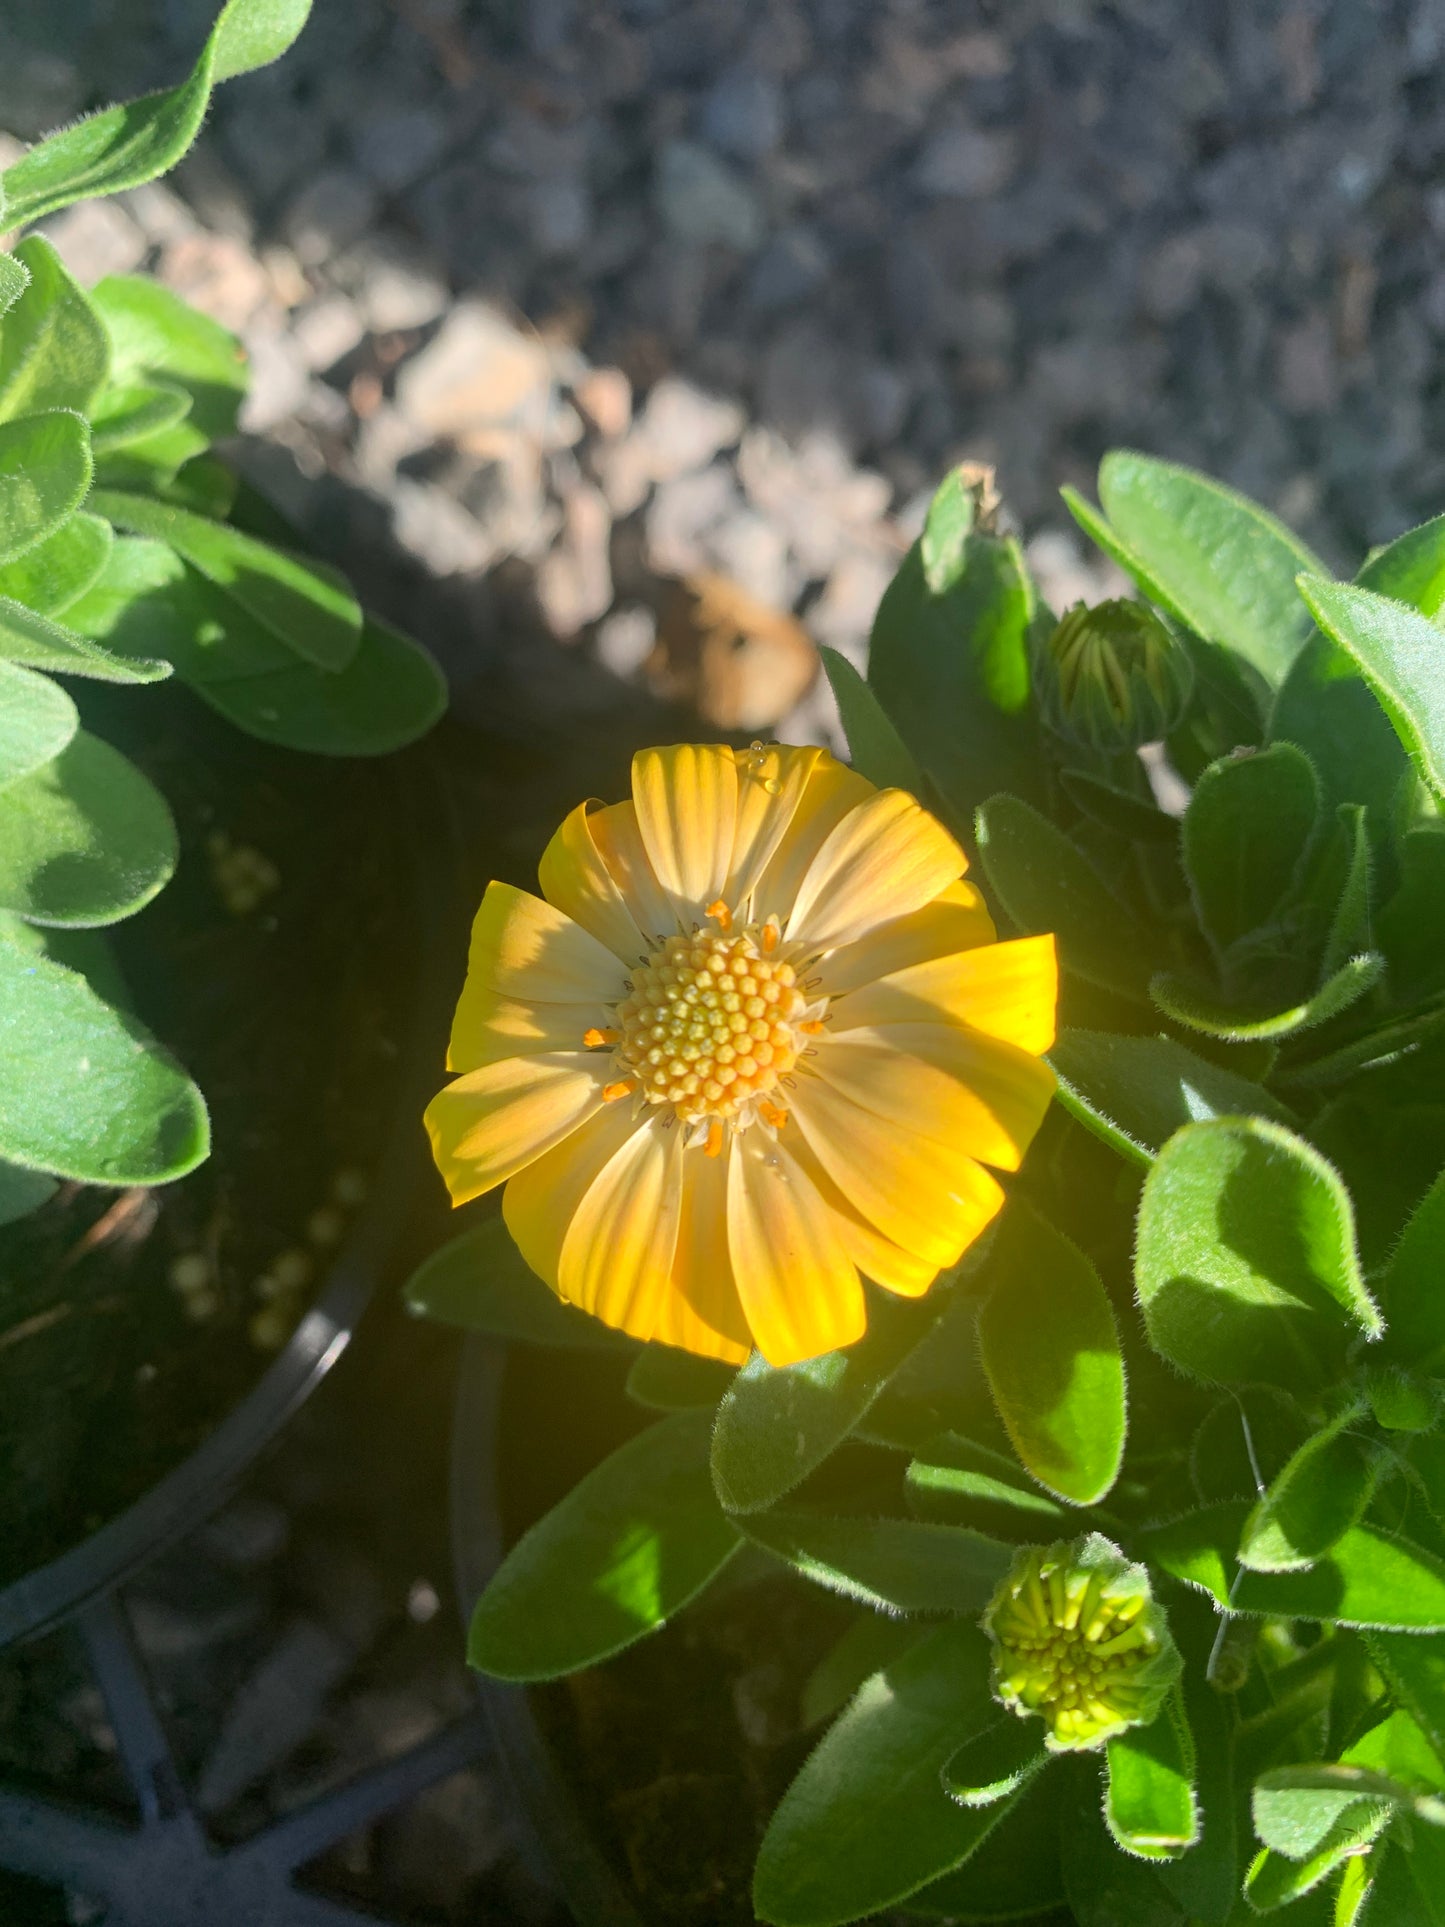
xmin=740 ymin=1508 xmax=1012 ymax=1614
xmin=0 ymin=254 xmax=29 ymax=318
xmin=1134 ymin=1116 xmax=1380 ymax=1388
xmin=905 ymin=1430 xmax=1069 ymax=1535
xmin=801 ymin=1613 xmax=928 ymax=1729
xmin=0 ymin=0 xmax=313 ymax=228
xmin=1246 ymin=1811 xmax=1391 ymax=1913
xmin=941 ymin=1717 xmax=1046 ymax=1806
xmin=752 ymin=1618 xmax=1010 ymax=1926
xmin=404 ymin=1215 xmax=630 ymax=1349
xmin=975 ymin=791 xmax=1154 ymax=998
xmin=820 ymin=646 xmax=927 ymax=794
xmin=89 ymin=491 xmax=361 ymax=674
xmin=0 ymin=660 xmax=77 ymax=790
xmin=1270 ymin=633 xmax=1408 ymax=843
xmin=89 ymin=381 xmax=193 ymax=456
xmin=1183 ymin=745 xmax=1319 ymax=953
xmin=90 ymin=277 xmax=246 ymax=451
xmin=1320 ymin=804 xmax=1372 ymax=981
xmin=1298 ymin=575 xmax=1445 ymax=803
xmin=0 ymin=934 xmax=207 ymax=1183
xmin=0 ymin=411 xmax=92 ymax=566
xmin=1061 ymin=1763 xmax=1191 ymax=1926
xmin=1355 ymin=1835 xmax=1445 ymax=1927
xmin=1050 ymin=1027 xmax=1291 ymax=1167
xmin=976 ymin=1199 xmax=1125 ymax=1505
xmin=1105 ymin=1696 xmax=1200 ymax=1860
xmin=1150 ymin=952 xmax=1384 ymax=1043
xmin=0 ymin=591 xmax=169 ymax=685
xmin=0 ymin=512 xmax=113 ymax=617
xmin=466 ymin=1409 xmax=739 ymax=1681
xmin=908 ymin=1764 xmax=1067 ymax=1919
xmin=0 ymin=729 xmax=176 ymax=927
xmin=0 ymin=237 xmax=109 ymax=424
xmin=0 ymin=1156 xmax=58 ymax=1226
xmin=712 ymin=1290 xmax=948 ymax=1514
xmin=1083 ymin=450 xmax=1326 ymax=689
xmin=1360 ymin=513 xmax=1445 ymax=615
xmin=625 ymin=1345 xmax=735 ymax=1410
xmin=919 ymin=465 xmax=979 ymax=594
xmin=1378 ymin=829 xmax=1445 ymax=1008
xmin=1362 ymin=1632 xmax=1445 ymax=1771
xmin=1252 ymin=1769 xmax=1389 ymax=1862
xmin=1238 ymin=1404 xmax=1377 ymax=1572
xmin=1061 ymin=766 xmax=1180 ymax=842
xmin=1381 ymin=1166 xmax=1445 ymax=1374
xmin=1145 ymin=1501 xmax=1445 ymax=1629
xmin=868 ymin=519 xmax=1043 ymax=828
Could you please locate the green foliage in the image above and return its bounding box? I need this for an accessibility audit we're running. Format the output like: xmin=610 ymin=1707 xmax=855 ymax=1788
xmin=740 ymin=1509 xmax=1012 ymax=1614
xmin=819 ymin=645 xmax=927 ymax=795
xmin=1237 ymin=1402 xmax=1377 ymax=1572
xmin=0 ymin=660 xmax=77 ymax=788
xmin=1300 ymin=575 xmax=1445 ymax=801
xmin=467 ymin=1410 xmax=740 ymax=1680
xmin=1104 ymin=1698 xmax=1199 ymax=1859
xmin=0 ymin=411 xmax=93 ymax=564
xmin=1182 ymin=745 xmax=1319 ymax=955
xmin=1050 ymin=1028 xmax=1291 ymax=1166
xmin=404 ymin=1216 xmax=632 ymax=1348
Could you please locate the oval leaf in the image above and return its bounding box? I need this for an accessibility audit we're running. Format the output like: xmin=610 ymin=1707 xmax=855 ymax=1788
xmin=1135 ymin=1116 xmax=1379 ymax=1387
xmin=740 ymin=1508 xmax=1012 ymax=1615
xmin=942 ymin=1718 xmax=1046 ymax=1808
xmin=625 ymin=1345 xmax=735 ymax=1410
xmin=976 ymin=1199 xmax=1125 ymax=1505
xmin=821 ymin=645 xmax=928 ymax=795
xmin=1150 ymin=951 xmax=1383 ymax=1043
xmin=0 ymin=511 xmax=114 ymax=617
xmin=1238 ymin=1407 xmax=1377 ymax=1573
xmin=404 ymin=1215 xmax=630 ymax=1349
xmin=906 ymin=1431 xmax=1068 ymax=1536
xmin=1183 ymin=745 xmax=1320 ymax=954
xmin=1299 ymin=574 xmax=1445 ymax=803
xmin=0 ymin=410 xmax=92 ymax=566
xmin=1105 ymin=1697 xmax=1200 ymax=1860
xmin=467 ymin=1409 xmax=740 ymax=1681
xmin=1050 ymin=1027 xmax=1291 ymax=1167
xmin=0 ymin=236 xmax=109 ymax=423
xmin=0 ymin=659 xmax=77 ymax=790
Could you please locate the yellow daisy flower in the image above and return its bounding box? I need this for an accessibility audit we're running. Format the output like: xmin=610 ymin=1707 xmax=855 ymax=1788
xmin=425 ymin=743 xmax=1057 ymax=1368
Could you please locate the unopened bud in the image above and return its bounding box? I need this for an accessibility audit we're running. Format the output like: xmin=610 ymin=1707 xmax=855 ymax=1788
xmin=1035 ymin=600 xmax=1194 ymax=753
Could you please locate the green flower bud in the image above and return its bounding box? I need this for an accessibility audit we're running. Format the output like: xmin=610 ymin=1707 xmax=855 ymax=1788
xmin=1035 ymin=599 xmax=1194 ymax=754
xmin=983 ymin=1533 xmax=1181 ymax=1752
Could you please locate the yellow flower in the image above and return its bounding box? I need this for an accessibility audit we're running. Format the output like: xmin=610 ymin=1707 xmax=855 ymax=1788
xmin=425 ymin=743 xmax=1057 ymax=1368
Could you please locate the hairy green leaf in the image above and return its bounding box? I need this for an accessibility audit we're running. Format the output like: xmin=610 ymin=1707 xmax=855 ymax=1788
xmin=0 ymin=236 xmax=108 ymax=423
xmin=821 ymin=646 xmax=928 ymax=795
xmin=740 ymin=1508 xmax=1012 ymax=1615
xmin=404 ymin=1214 xmax=630 ymax=1349
xmin=1050 ymin=1027 xmax=1290 ymax=1167
xmin=0 ymin=411 xmax=92 ymax=565
xmin=0 ymin=660 xmax=77 ymax=791
xmin=1183 ymin=745 xmax=1319 ymax=954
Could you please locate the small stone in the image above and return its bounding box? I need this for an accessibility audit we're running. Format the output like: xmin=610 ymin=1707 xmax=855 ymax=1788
xmin=1138 ymin=231 xmax=1208 ymax=324
xmin=808 ymin=549 xmax=897 ymax=655
xmin=646 ymin=465 xmax=741 ymax=576
xmin=117 ymin=182 xmax=201 ymax=246
xmin=168 ymin=1253 xmax=211 ymax=1295
xmin=700 ymin=67 xmax=784 ymax=161
xmin=535 ymin=481 xmax=613 ymax=638
xmin=913 ymin=120 xmax=1018 ymax=199
xmin=525 ymin=176 xmax=593 ymax=258
xmin=595 ymin=604 xmax=657 ymax=678
xmin=249 ymin=1305 xmax=293 ymax=1351
xmin=290 ymin=293 xmax=366 ymax=374
xmin=39 ymin=200 xmax=147 ymax=282
xmin=238 ymin=326 xmax=309 ymax=433
xmin=197 ymin=1618 xmax=354 ymax=1813
xmin=1277 ymin=312 xmax=1338 ymax=415
xmin=282 ymin=167 xmax=380 ymax=271
xmin=709 ymin=510 xmax=792 ymax=607
xmin=353 ymin=106 xmax=448 ymax=193
xmin=158 ymin=232 xmax=272 ymax=332
xmin=655 ymin=139 xmax=765 ymax=251
xmin=745 ymin=225 xmax=830 ymax=314
xmin=1024 ymin=530 xmax=1132 ymax=615
xmin=345 ymin=235 xmax=449 ymax=334
xmin=332 ymin=1168 xmax=368 ymax=1208
xmin=394 ymin=301 xmax=556 ymax=450
xmin=0 ymin=39 xmax=81 ymax=140
xmin=573 ymin=365 xmax=632 ymax=439
xmin=272 ymin=1248 xmax=313 ymax=1291
xmin=649 ymin=574 xmax=818 ymax=731
xmin=307 ymin=1206 xmax=345 ymax=1247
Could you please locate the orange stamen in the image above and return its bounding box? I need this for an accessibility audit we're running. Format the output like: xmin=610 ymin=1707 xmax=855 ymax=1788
xmin=759 ymin=1100 xmax=789 ymax=1130
xmin=704 ymin=1117 xmax=724 ymax=1157
xmin=761 ymin=916 xmax=781 ymax=953
xmin=584 ymin=1027 xmax=620 ymax=1048
xmin=705 ymin=899 xmax=733 ymax=930
xmin=799 ymin=1019 xmax=826 ymax=1034
xmin=602 ymin=1080 xmax=635 ymax=1102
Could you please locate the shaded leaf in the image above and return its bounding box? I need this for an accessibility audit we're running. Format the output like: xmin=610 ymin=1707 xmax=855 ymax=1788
xmin=941 ymin=1717 xmax=1046 ymax=1807
xmin=0 ymin=1157 xmax=58 ymax=1227
xmin=1380 ymin=1166 xmax=1445 ymax=1374
xmin=467 ymin=1409 xmax=740 ymax=1681
xmin=0 ymin=660 xmax=77 ymax=790
xmin=625 ymin=1345 xmax=735 ymax=1410
xmin=0 ymin=410 xmax=92 ymax=565
xmin=89 ymin=380 xmax=192 ymax=454
xmin=821 ymin=645 xmax=927 ymax=794
xmin=905 ymin=1430 xmax=1068 ymax=1535
xmin=740 ymin=1508 xmax=1012 ymax=1614
xmin=90 ymin=275 xmax=246 ymax=448
xmin=404 ymin=1215 xmax=631 ymax=1349
xmin=1150 ymin=951 xmax=1384 ymax=1043
xmin=1183 ymin=744 xmax=1319 ymax=953
xmin=0 ymin=511 xmax=113 ymax=617
xmin=1299 ymin=574 xmax=1445 ymax=802
xmin=1239 ymin=1404 xmax=1377 ymax=1572
xmin=1105 ymin=1695 xmax=1199 ymax=1859
xmin=801 ymin=1612 xmax=927 ymax=1729
xmin=0 ymin=591 xmax=169 ymax=684
xmin=1050 ymin=1026 xmax=1291 ymax=1167
xmin=0 ymin=236 xmax=108 ymax=423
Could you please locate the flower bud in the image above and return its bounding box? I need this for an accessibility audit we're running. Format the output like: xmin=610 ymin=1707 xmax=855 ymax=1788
xmin=1034 ymin=599 xmax=1194 ymax=754
xmin=983 ymin=1534 xmax=1181 ymax=1752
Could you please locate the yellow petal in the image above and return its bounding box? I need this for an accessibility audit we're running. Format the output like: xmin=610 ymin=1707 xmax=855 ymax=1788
xmin=832 ymin=934 xmax=1058 ymax=1055
xmin=632 ymin=743 xmax=738 ymax=920
xmin=538 ymin=800 xmax=651 ymax=964
xmin=558 ymin=1113 xmax=684 ymax=1335
xmin=589 ymin=800 xmax=679 ymax=944
xmin=751 ymin=751 xmax=875 ymax=924
xmin=786 ymin=789 xmax=967 ymax=951
xmin=459 ymin=881 xmax=626 ymax=1008
xmin=448 ymin=990 xmax=602 ymax=1073
xmin=503 ymin=1100 xmax=644 ymax=1290
xmin=726 ymin=1129 xmax=865 ymax=1366
xmin=786 ymin=1131 xmax=940 ymax=1298
xmin=425 ymin=1053 xmax=608 ymax=1206
xmin=820 ymin=884 xmax=996 ymax=997
xmin=665 ymin=1142 xmax=752 ymax=1360
xmin=813 ymin=1024 xmax=1056 ymax=1172
xmin=725 ymin=744 xmax=823 ymax=909
xmin=788 ymin=1071 xmax=1005 ymax=1266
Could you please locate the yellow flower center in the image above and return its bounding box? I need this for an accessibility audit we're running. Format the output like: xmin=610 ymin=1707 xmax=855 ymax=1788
xmin=990 ymin=1564 xmax=1157 ymax=1748
xmin=609 ymin=926 xmax=813 ymax=1126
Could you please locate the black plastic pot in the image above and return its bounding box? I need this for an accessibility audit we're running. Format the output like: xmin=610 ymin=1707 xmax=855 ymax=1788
xmin=0 ymin=762 xmax=497 ymax=1927
xmin=451 ymin=1335 xmax=646 ymax=1927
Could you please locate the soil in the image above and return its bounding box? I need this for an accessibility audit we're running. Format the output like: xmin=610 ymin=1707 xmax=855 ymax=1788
xmin=0 ymin=676 xmax=428 ymax=1589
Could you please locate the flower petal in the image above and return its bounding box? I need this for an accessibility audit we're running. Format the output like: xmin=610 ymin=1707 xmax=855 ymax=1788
xmin=786 ymin=1130 xmax=940 ymax=1298
xmin=726 ymin=1129 xmax=865 ymax=1366
xmin=503 ymin=1100 xmax=644 ymax=1290
xmin=448 ymin=990 xmax=603 ymax=1072
xmin=663 ymin=1141 xmax=752 ymax=1359
xmin=459 ymin=881 xmax=626 ymax=1009
xmin=589 ymin=800 xmax=679 ymax=944
xmin=750 ymin=752 xmax=874 ymax=925
xmin=725 ymin=744 xmax=823 ymax=909
xmin=812 ymin=1024 xmax=1056 ymax=1172
xmin=632 ymin=743 xmax=738 ymax=921
xmin=819 ymin=882 xmax=997 ymax=997
xmin=786 ymin=789 xmax=967 ymax=951
xmin=832 ymin=934 xmax=1058 ymax=1055
xmin=425 ymin=1053 xmax=609 ymax=1206
xmin=538 ymin=800 xmax=652 ymax=964
xmin=558 ymin=1113 xmax=684 ymax=1338
xmin=787 ymin=1071 xmax=1005 ymax=1266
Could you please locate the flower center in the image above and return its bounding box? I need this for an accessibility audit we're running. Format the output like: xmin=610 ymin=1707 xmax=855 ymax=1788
xmin=609 ymin=926 xmax=812 ymax=1126
xmin=990 ymin=1564 xmax=1158 ymax=1748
